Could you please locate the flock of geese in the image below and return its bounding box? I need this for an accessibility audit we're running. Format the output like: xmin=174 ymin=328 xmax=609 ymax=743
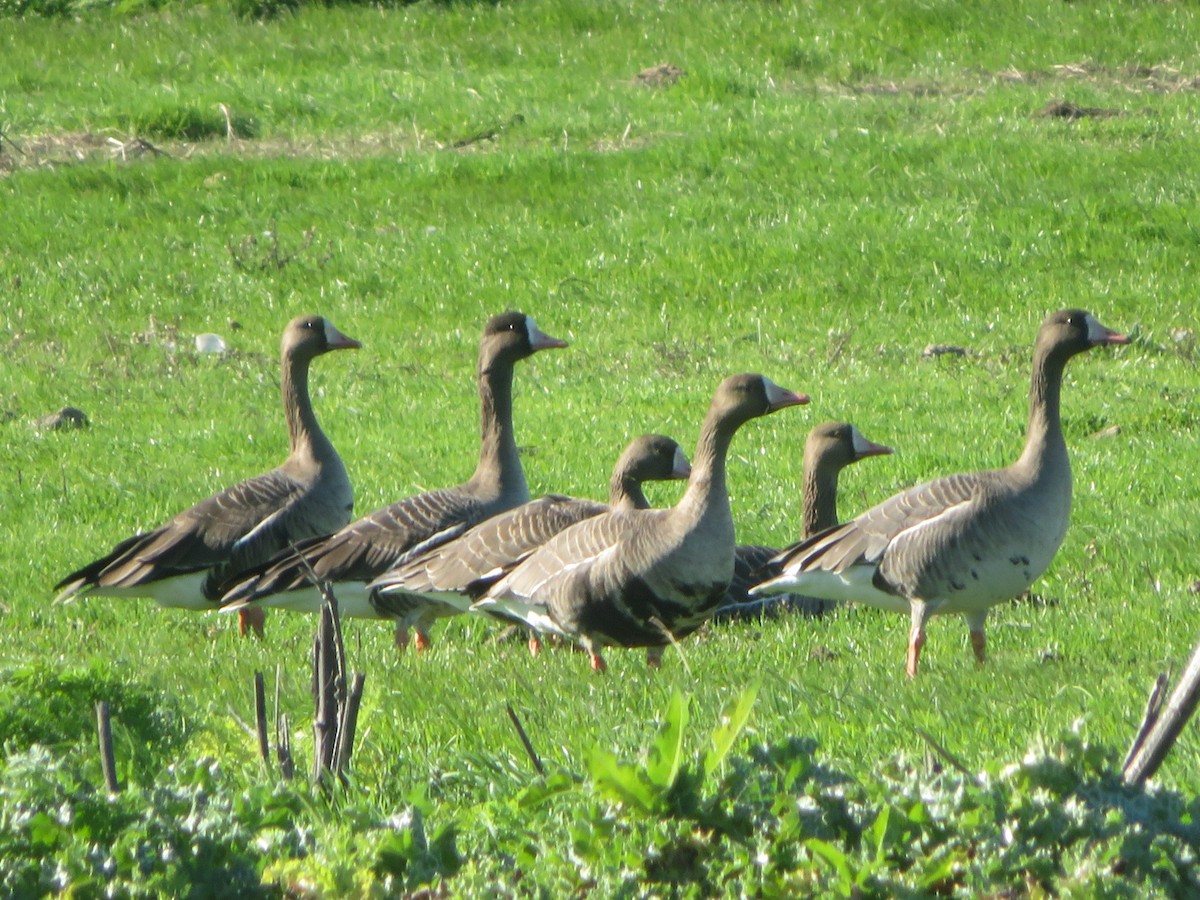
xmin=54 ymin=309 xmax=1129 ymax=676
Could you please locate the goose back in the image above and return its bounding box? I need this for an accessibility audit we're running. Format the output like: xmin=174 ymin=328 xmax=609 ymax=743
xmin=752 ymin=310 xmax=1128 ymax=676
xmin=53 ymin=315 xmax=360 ymax=626
xmin=365 ymin=434 xmax=690 ymax=626
xmin=476 ymin=374 xmax=808 ymax=670
xmin=217 ymin=312 xmax=566 ymax=637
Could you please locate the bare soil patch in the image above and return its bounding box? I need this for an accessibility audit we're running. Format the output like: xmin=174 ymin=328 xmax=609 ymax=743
xmin=823 ymin=61 xmax=1200 ymax=99
xmin=3 ymin=62 xmax=1194 ymax=177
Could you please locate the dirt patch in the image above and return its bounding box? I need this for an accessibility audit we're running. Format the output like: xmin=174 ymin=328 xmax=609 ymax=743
xmin=634 ymin=63 xmax=685 ymax=88
xmin=822 ymin=60 xmax=1200 ymax=100
xmin=3 ymin=61 xmax=1194 ymax=176
xmin=0 ymin=129 xmax=424 ymax=177
xmin=1036 ymin=100 xmax=1120 ymax=120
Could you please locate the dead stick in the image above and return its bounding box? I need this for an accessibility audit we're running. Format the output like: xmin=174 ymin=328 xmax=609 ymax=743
xmin=254 ymin=671 xmax=270 ymax=766
xmin=648 ymin=616 xmax=691 ymax=678
xmin=318 ymin=578 xmax=349 ymax=713
xmin=312 ymin=604 xmax=338 ymax=783
xmin=96 ymin=701 xmax=119 ymax=793
xmin=334 ymin=673 xmax=367 ymax=779
xmin=274 ymin=665 xmax=293 ymax=779
xmin=278 ymin=712 xmax=294 ymax=781
xmin=915 ymin=726 xmax=980 ymax=783
xmin=288 ymin=541 xmax=342 ymax=784
xmin=506 ymin=702 xmax=546 ymax=776
xmin=1122 ymin=672 xmax=1168 ymax=774
xmin=1124 ymin=636 xmax=1200 ymax=785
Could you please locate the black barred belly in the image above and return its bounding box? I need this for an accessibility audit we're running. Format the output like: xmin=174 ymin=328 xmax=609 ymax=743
xmin=578 ymin=576 xmax=727 ymax=648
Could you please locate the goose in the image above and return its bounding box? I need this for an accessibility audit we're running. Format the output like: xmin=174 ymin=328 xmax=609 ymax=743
xmin=364 ymin=434 xmax=692 ymax=648
xmin=473 ymin=373 xmax=809 ymax=672
xmin=54 ymin=315 xmax=361 ymax=637
xmin=715 ymin=421 xmax=892 ymax=622
xmin=219 ymin=311 xmax=566 ymax=650
xmin=751 ymin=309 xmax=1128 ymax=677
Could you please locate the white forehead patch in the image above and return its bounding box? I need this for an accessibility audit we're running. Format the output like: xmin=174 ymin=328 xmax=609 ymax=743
xmin=762 ymin=377 xmax=807 ymax=408
xmin=850 ymin=425 xmax=871 ymax=456
xmin=524 ymin=316 xmax=567 ymax=351
xmin=672 ymin=446 xmax=692 ymax=478
xmin=762 ymin=377 xmax=786 ymax=405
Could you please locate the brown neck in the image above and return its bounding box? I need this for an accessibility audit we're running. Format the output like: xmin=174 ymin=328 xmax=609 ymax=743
xmin=610 ymin=472 xmax=651 ymax=510
xmin=801 ymin=455 xmax=840 ymax=538
xmin=281 ymin=350 xmax=328 ymax=463
xmin=680 ymin=407 xmax=740 ymax=522
xmin=469 ymin=354 xmax=527 ymax=499
xmin=1016 ymin=339 xmax=1069 ymax=477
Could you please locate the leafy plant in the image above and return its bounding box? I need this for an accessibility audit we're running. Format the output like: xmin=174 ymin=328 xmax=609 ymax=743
xmin=589 ymin=685 xmax=758 ymax=824
xmin=0 ymin=663 xmax=189 ymax=781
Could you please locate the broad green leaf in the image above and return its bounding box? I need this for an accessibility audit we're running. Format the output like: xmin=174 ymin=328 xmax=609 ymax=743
xmin=645 ymin=690 xmax=688 ymax=791
xmin=805 ymin=838 xmax=853 ymax=892
xmin=918 ymin=854 xmax=962 ymax=890
xmin=703 ymin=682 xmax=759 ymax=780
xmin=588 ymin=747 xmax=659 ymax=815
xmin=869 ymin=804 xmax=891 ymax=863
xmin=514 ymin=771 xmax=578 ymax=810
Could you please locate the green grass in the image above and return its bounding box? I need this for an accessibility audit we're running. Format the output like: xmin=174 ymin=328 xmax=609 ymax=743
xmin=2 ymin=0 xmax=1200 ymax=893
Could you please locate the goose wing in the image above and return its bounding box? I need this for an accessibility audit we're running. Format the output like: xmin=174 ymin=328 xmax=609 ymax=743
xmin=221 ymin=486 xmax=483 ymax=601
xmin=767 ymin=471 xmax=992 ymax=591
xmin=55 ymin=466 xmax=311 ymax=600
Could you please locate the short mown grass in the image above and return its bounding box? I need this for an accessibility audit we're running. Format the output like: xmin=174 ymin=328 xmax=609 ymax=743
xmin=2 ymin=0 xmax=1199 ymax=894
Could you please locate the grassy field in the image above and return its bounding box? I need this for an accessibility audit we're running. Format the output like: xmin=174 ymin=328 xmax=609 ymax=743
xmin=3 ymin=0 xmax=1200 ymax=894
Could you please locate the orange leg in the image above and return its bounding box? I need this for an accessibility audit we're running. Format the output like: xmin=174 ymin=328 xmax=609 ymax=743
xmin=413 ymin=630 xmax=432 ymax=653
xmin=970 ymin=629 xmax=986 ymax=665
xmin=528 ymin=634 xmax=543 ymax=657
xmin=645 ymin=646 xmax=664 ymax=669
xmin=394 ymin=623 xmax=410 ymax=652
xmin=238 ymin=607 xmax=266 ymax=640
xmin=966 ymin=611 xmax=988 ymax=666
xmin=906 ymin=601 xmax=929 ymax=679
xmin=589 ymin=651 xmax=608 ymax=673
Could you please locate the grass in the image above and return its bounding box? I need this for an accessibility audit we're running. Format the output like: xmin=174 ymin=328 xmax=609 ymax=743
xmin=2 ymin=0 xmax=1200 ymax=893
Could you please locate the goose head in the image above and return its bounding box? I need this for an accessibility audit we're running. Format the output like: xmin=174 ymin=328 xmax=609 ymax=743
xmin=1039 ymin=309 xmax=1129 ymax=363
xmin=619 ymin=434 xmax=692 ymax=483
xmin=709 ymin=373 xmax=810 ymax=431
xmin=481 ymin=311 xmax=568 ymax=371
xmin=805 ymin=421 xmax=893 ymax=471
xmin=282 ymin=315 xmax=362 ymax=361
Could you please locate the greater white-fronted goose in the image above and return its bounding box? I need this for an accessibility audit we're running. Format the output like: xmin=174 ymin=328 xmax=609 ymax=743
xmin=219 ymin=311 xmax=567 ymax=649
xmin=752 ymin=310 xmax=1128 ymax=677
xmin=54 ymin=315 xmax=361 ymax=637
xmin=473 ymin=374 xmax=809 ymax=672
xmin=715 ymin=421 xmax=892 ymax=622
xmin=364 ymin=434 xmax=691 ymax=647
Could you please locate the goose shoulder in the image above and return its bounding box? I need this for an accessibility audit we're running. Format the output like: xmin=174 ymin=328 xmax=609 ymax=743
xmin=483 ymin=507 xmax=652 ymax=603
xmin=777 ymin=470 xmax=992 ymax=572
xmin=292 ymin=486 xmax=487 ymax=583
xmin=55 ymin=465 xmax=310 ymax=600
xmin=399 ymin=494 xmax=609 ymax=594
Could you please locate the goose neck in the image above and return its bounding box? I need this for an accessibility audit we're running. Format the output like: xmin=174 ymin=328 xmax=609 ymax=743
xmin=610 ymin=472 xmax=651 ymax=510
xmin=472 ymin=357 xmax=526 ymax=499
xmin=680 ymin=412 xmax=736 ymax=520
xmin=1016 ymin=340 xmax=1069 ymax=475
xmin=801 ymin=461 xmax=840 ymax=538
xmin=281 ymin=351 xmax=328 ymax=462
